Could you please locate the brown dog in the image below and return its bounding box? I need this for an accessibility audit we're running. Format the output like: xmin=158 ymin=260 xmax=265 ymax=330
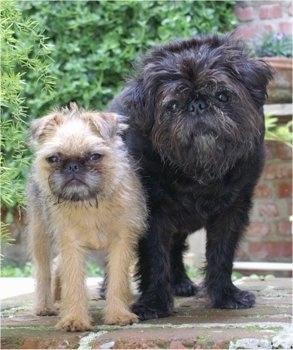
xmin=26 ymin=103 xmax=147 ymax=331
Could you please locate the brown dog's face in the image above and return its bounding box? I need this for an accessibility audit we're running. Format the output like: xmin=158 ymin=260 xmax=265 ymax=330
xmin=31 ymin=105 xmax=126 ymax=202
xmin=44 ymin=148 xmax=104 ymax=202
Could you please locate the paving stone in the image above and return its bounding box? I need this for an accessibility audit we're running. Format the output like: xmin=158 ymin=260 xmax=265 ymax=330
xmin=1 ymin=277 xmax=292 ymax=349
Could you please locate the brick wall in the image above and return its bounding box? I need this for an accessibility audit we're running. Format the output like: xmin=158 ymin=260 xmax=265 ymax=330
xmin=234 ymin=1 xmax=293 ymax=39
xmin=233 ymin=1 xmax=292 ymax=273
xmin=236 ymin=141 xmax=292 ymax=271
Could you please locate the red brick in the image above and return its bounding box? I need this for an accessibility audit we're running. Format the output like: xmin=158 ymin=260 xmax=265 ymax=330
xmin=259 ymin=203 xmax=279 ymax=217
xmin=262 ymin=163 xmax=292 ymax=180
xmin=265 ymin=141 xmax=277 ymax=159
xmin=246 ymin=222 xmax=270 ymax=236
xmin=249 ymin=241 xmax=292 ymax=259
xmin=235 ymin=6 xmax=254 ymax=21
xmin=236 ymin=247 xmax=249 ymax=260
xmin=278 ymin=182 xmax=292 ymax=198
xmin=234 ymin=24 xmax=264 ymax=40
xmin=254 ymin=183 xmax=272 ymax=198
xmin=277 ymin=221 xmax=292 ymax=236
xmin=259 ymin=4 xmax=282 ymax=19
xmin=170 ymin=340 xmax=188 ymax=349
xmin=264 ymin=24 xmax=274 ymax=32
xmin=288 ymin=199 xmax=292 ymax=217
xmin=279 ymin=22 xmax=293 ymax=35
xmin=276 ymin=143 xmax=292 ymax=160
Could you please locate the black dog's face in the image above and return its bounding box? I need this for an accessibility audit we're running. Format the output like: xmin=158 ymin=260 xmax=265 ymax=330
xmin=127 ymin=35 xmax=274 ymax=182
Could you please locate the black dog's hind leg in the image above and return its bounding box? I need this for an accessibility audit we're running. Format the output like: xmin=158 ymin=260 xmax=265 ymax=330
xmin=132 ymin=220 xmax=174 ymax=320
xmin=205 ymin=197 xmax=255 ymax=309
xmin=99 ymin=273 xmax=107 ymax=300
xmin=170 ymin=233 xmax=197 ymax=296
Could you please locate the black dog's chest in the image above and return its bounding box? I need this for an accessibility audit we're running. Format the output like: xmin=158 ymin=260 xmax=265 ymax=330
xmin=126 ymin=128 xmax=248 ymax=233
xmin=145 ymin=174 xmax=226 ymax=232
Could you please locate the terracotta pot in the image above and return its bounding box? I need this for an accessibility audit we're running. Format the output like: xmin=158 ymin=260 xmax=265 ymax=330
xmin=263 ymin=57 xmax=292 ymax=104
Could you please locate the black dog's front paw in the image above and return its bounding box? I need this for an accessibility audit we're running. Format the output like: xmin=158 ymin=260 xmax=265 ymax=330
xmin=132 ymin=302 xmax=160 ymax=321
xmin=132 ymin=293 xmax=173 ymax=321
xmin=172 ymin=278 xmax=198 ymax=297
xmin=212 ymin=287 xmax=255 ymax=309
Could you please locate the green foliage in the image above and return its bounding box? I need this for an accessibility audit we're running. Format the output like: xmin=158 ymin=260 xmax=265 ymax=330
xmin=86 ymin=261 xmax=104 ymax=277
xmin=1 ymin=0 xmax=55 ymax=241
xmin=0 ymin=261 xmax=34 ymax=277
xmin=1 ymin=0 xmax=237 ymax=215
xmin=265 ymin=115 xmax=292 ymax=148
xmin=0 ymin=260 xmax=103 ymax=277
xmin=185 ymin=265 xmax=204 ymax=279
xmin=252 ymin=32 xmax=293 ymax=58
xmin=20 ymin=0 xmax=237 ymax=115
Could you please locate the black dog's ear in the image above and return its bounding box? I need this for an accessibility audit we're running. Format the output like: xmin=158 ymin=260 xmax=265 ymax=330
xmin=235 ymin=58 xmax=275 ymax=107
xmin=109 ymin=80 xmax=155 ymax=133
xmin=129 ymin=80 xmax=156 ymax=132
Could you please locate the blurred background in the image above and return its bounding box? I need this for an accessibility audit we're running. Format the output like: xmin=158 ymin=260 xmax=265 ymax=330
xmin=1 ymin=0 xmax=292 ymax=279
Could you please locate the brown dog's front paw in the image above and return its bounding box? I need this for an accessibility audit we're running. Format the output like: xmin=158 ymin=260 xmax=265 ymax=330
xmin=104 ymin=311 xmax=139 ymax=326
xmin=35 ymin=306 xmax=58 ymax=316
xmin=56 ymin=316 xmax=92 ymax=332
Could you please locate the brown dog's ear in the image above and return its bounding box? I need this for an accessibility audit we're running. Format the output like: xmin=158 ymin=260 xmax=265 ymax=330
xmin=86 ymin=112 xmax=128 ymax=140
xmin=30 ymin=113 xmax=64 ymax=145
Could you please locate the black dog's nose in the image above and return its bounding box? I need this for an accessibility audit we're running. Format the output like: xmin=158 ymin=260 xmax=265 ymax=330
xmin=66 ymin=161 xmax=81 ymax=173
xmin=189 ymin=97 xmax=208 ymax=114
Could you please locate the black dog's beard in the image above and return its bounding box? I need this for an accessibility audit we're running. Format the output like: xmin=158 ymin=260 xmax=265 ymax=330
xmin=152 ymin=108 xmax=260 ymax=184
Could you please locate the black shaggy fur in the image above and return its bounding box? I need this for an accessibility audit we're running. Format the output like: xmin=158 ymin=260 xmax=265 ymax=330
xmin=108 ymin=34 xmax=274 ymax=320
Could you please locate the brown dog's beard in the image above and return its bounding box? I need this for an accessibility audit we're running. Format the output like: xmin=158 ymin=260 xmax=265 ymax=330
xmin=48 ymin=170 xmax=102 ymax=202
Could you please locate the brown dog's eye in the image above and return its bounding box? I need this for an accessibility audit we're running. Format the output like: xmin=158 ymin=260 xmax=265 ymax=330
xmin=46 ymin=155 xmax=61 ymax=164
xmin=217 ymin=92 xmax=229 ymax=103
xmin=89 ymin=153 xmax=102 ymax=161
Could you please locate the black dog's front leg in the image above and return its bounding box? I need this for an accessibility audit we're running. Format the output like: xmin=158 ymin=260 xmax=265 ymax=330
xmin=205 ymin=202 xmax=255 ymax=309
xmin=170 ymin=233 xmax=197 ymax=296
xmin=132 ymin=219 xmax=174 ymax=320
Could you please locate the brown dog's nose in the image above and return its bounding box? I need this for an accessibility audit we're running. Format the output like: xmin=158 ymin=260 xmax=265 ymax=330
xmin=65 ymin=161 xmax=81 ymax=174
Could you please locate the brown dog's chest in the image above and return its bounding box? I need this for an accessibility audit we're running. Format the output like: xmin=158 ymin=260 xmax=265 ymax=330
xmin=50 ymin=202 xmax=122 ymax=250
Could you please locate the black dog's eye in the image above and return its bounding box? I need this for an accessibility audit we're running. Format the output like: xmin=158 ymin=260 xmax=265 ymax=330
xmin=89 ymin=153 xmax=102 ymax=161
xmin=166 ymin=100 xmax=180 ymax=113
xmin=46 ymin=155 xmax=61 ymax=164
xmin=217 ymin=92 xmax=229 ymax=103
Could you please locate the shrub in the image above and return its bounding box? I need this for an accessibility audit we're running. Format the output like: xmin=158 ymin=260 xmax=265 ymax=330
xmin=0 ymin=0 xmax=55 ymax=238
xmin=265 ymin=115 xmax=292 ymax=148
xmin=20 ymin=0 xmax=237 ymax=115
xmin=2 ymin=0 xmax=237 ymax=217
xmin=251 ymin=32 xmax=293 ymax=58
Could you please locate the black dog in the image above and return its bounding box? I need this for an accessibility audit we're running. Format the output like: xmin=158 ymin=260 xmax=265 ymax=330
xmin=108 ymin=34 xmax=274 ymax=320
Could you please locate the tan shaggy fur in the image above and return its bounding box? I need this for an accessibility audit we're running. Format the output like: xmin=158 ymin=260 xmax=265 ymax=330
xmin=26 ymin=103 xmax=147 ymax=331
